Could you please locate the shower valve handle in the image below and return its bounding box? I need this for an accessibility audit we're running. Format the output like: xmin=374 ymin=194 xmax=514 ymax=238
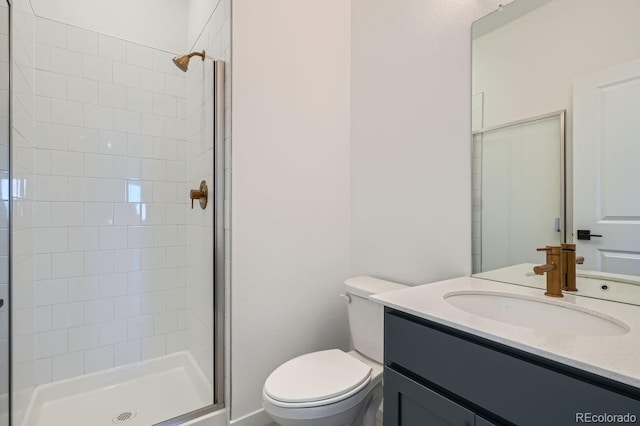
xmin=190 ymin=181 xmax=208 ymax=209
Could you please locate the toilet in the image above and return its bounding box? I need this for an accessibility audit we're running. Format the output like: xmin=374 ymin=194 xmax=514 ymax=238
xmin=263 ymin=276 xmax=407 ymax=426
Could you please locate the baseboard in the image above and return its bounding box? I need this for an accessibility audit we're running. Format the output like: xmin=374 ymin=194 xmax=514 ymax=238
xmin=226 ymin=407 xmax=382 ymax=426
xmin=229 ymin=408 xmax=273 ymax=426
xmin=182 ymin=409 xmax=228 ymax=426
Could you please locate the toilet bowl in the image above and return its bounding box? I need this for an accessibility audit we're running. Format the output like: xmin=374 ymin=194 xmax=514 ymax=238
xmin=263 ymin=350 xmax=383 ymax=426
xmin=263 ymin=276 xmax=406 ymax=426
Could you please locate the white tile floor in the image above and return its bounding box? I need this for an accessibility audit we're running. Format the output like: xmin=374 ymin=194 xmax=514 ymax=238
xmin=23 ymin=351 xmax=212 ymax=426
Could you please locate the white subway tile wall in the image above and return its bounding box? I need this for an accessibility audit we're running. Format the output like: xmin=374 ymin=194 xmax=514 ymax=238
xmin=33 ymin=16 xmax=189 ymax=384
xmin=186 ymin=0 xmax=230 ymax=388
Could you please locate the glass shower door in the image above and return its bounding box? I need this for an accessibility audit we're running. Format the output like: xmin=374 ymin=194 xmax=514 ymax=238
xmin=0 ymin=2 xmax=9 ymax=425
xmin=475 ymin=113 xmax=564 ymax=272
xmin=0 ymin=1 xmax=228 ymax=422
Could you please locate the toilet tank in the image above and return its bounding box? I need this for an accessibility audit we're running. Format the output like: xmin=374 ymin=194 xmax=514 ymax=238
xmin=344 ymin=276 xmax=407 ymax=364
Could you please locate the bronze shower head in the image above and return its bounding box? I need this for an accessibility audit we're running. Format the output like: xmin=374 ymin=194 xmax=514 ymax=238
xmin=172 ymin=50 xmax=206 ymax=72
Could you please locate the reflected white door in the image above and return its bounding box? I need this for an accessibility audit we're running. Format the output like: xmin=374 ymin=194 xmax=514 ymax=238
xmin=573 ymin=58 xmax=640 ymax=275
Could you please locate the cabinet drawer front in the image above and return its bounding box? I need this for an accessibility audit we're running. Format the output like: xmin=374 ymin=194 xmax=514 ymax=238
xmin=384 ymin=367 xmax=475 ymax=426
xmin=385 ymin=312 xmax=640 ymax=426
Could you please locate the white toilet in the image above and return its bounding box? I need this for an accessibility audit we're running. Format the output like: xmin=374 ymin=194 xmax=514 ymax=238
xmin=263 ymin=276 xmax=407 ymax=426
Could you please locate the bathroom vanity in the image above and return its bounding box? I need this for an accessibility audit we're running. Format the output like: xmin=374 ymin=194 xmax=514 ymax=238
xmin=373 ymin=278 xmax=640 ymax=426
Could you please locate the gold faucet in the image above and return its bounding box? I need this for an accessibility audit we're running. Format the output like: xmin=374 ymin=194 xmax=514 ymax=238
xmin=534 ymin=245 xmax=584 ymax=297
xmin=534 ymin=246 xmax=563 ymax=297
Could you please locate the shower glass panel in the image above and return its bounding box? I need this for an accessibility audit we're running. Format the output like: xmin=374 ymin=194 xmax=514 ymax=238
xmin=0 ymin=1 xmax=8 ymax=425
xmin=6 ymin=1 xmax=229 ymax=424
xmin=473 ymin=114 xmax=563 ymax=273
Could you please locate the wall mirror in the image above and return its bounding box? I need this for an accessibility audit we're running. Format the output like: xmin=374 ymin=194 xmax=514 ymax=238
xmin=471 ymin=0 xmax=640 ymax=302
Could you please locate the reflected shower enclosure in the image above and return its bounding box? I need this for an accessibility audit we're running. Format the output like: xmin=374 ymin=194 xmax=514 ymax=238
xmin=472 ymin=113 xmax=564 ymax=273
xmin=4 ymin=1 xmax=230 ymax=425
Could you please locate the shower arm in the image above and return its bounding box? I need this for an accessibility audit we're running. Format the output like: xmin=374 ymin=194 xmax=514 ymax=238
xmin=187 ymin=51 xmax=205 ymax=61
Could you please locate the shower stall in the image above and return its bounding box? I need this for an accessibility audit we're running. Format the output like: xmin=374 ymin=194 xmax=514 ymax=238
xmin=2 ymin=0 xmax=230 ymax=424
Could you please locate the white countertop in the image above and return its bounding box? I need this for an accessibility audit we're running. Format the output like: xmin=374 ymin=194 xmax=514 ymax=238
xmin=371 ymin=276 xmax=640 ymax=389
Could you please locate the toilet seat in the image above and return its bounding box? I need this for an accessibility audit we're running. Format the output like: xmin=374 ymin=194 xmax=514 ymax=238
xmin=264 ymin=349 xmax=372 ymax=408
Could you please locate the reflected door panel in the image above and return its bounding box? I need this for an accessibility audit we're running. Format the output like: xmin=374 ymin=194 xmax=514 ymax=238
xmin=573 ymin=58 xmax=640 ymax=276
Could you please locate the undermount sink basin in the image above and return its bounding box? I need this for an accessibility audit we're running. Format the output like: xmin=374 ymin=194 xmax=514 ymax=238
xmin=444 ymin=291 xmax=629 ymax=336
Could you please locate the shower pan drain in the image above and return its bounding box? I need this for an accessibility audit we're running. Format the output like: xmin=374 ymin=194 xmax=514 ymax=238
xmin=112 ymin=411 xmax=137 ymax=424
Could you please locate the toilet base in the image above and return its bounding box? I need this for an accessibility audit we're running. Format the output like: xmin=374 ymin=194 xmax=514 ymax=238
xmin=360 ymin=385 xmax=383 ymax=425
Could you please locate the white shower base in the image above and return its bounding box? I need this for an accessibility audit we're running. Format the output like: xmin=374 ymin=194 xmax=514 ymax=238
xmin=22 ymin=351 xmax=213 ymax=426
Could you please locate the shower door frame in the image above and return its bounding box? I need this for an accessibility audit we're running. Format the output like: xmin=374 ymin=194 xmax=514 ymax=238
xmin=155 ymin=60 xmax=227 ymax=425
xmin=4 ymin=1 xmax=12 ymax=425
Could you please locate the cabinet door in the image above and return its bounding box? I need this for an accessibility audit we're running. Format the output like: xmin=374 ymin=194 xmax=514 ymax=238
xmin=384 ymin=367 xmax=475 ymax=426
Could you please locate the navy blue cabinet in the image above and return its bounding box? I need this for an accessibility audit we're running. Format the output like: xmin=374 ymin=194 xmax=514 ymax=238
xmin=383 ymin=308 xmax=640 ymax=426
xmin=384 ymin=367 xmax=492 ymax=426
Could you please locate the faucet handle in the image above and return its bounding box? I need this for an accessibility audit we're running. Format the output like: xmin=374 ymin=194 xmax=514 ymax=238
xmin=533 ymin=263 xmax=556 ymax=275
xmin=576 ymin=256 xmax=585 ymax=265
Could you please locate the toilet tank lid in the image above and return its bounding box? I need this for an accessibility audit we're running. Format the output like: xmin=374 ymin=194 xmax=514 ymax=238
xmin=344 ymin=276 xmax=407 ymax=299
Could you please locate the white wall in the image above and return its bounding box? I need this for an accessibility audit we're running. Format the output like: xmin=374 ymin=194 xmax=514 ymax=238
xmin=350 ymin=0 xmax=503 ymax=284
xmin=30 ymin=0 xmax=187 ymax=53
xmin=231 ymin=0 xmax=351 ymax=421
